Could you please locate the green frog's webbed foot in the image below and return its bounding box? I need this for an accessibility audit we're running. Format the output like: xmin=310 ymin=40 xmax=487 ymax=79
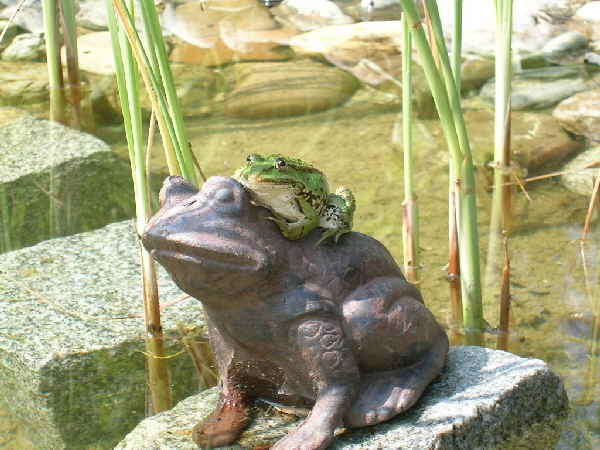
xmin=317 ymin=186 xmax=355 ymax=246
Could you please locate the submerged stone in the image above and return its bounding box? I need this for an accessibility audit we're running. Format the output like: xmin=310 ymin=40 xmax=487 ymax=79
xmin=553 ymin=87 xmax=600 ymax=142
xmin=0 ymin=61 xmax=49 ymax=105
xmin=561 ymin=146 xmax=600 ymax=197
xmin=0 ymin=117 xmax=135 ymax=252
xmin=1 ymin=33 xmax=44 ymax=62
xmin=115 ymin=346 xmax=568 ymax=449
xmin=480 ymin=65 xmax=600 ymax=110
xmin=0 ymin=220 xmax=205 ymax=449
xmin=224 ymin=60 xmax=359 ymax=119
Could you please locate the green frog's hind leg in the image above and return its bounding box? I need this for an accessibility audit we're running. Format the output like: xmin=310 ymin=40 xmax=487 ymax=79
xmin=344 ymin=332 xmax=448 ymax=427
xmin=267 ymin=195 xmax=320 ymax=240
xmin=317 ymin=187 xmax=355 ymax=246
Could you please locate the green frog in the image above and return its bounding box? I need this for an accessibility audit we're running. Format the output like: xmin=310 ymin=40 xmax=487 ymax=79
xmin=233 ymin=154 xmax=355 ymax=245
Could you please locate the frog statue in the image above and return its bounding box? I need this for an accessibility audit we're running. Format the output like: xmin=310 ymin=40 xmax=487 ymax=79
xmin=142 ymin=175 xmax=449 ymax=450
xmin=233 ymin=154 xmax=355 ymax=245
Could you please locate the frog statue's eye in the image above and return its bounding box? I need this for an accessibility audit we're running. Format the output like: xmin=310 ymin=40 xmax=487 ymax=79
xmin=274 ymin=157 xmax=286 ymax=170
xmin=246 ymin=154 xmax=258 ymax=164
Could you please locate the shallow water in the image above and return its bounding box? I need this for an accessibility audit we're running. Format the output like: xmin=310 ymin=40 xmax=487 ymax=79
xmin=1 ymin=4 xmax=599 ymax=448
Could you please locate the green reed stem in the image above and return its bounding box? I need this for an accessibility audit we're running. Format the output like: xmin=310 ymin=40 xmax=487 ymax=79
xmin=111 ymin=0 xmax=201 ymax=185
xmin=401 ymin=14 xmax=419 ymax=284
xmin=399 ymin=0 xmax=483 ymax=339
xmin=106 ymin=0 xmax=172 ymax=414
xmin=490 ymin=0 xmax=514 ymax=342
xmin=59 ymin=0 xmax=82 ymax=129
xmin=451 ymin=0 xmax=462 ymax=91
xmin=41 ymin=0 xmax=65 ymax=123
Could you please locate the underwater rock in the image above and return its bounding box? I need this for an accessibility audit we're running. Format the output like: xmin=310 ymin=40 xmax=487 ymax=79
xmin=561 ymin=145 xmax=600 ymax=197
xmin=553 ymin=87 xmax=600 ymax=142
xmin=115 ymin=346 xmax=569 ymax=450
xmin=542 ymin=31 xmax=589 ymax=64
xmin=461 ymin=57 xmax=496 ymax=91
xmin=480 ymin=65 xmax=600 ymax=110
xmin=0 ymin=60 xmax=49 ymax=105
xmin=270 ymin=0 xmax=354 ymax=31
xmin=463 ymin=110 xmax=584 ymax=171
xmin=0 ymin=106 xmax=30 ymax=127
xmin=1 ymin=32 xmax=44 ymax=62
xmin=224 ymin=60 xmax=359 ymax=119
xmin=0 ymin=220 xmax=203 ymax=449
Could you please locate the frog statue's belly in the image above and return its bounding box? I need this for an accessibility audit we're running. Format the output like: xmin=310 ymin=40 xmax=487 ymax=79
xmin=142 ymin=176 xmax=449 ymax=450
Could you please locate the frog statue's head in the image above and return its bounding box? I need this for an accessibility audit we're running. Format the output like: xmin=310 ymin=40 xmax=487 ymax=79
xmin=142 ymin=176 xmax=280 ymax=302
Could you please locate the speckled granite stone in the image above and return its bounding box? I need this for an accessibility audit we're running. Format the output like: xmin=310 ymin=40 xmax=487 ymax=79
xmin=0 ymin=117 xmax=135 ymax=253
xmin=116 ymin=346 xmax=568 ymax=450
xmin=0 ymin=220 xmax=206 ymax=449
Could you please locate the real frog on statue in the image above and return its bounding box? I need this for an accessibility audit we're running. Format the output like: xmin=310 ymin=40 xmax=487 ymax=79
xmin=233 ymin=154 xmax=355 ymax=245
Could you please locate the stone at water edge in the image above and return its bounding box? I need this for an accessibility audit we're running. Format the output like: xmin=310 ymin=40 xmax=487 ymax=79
xmin=270 ymin=0 xmax=354 ymax=31
xmin=561 ymin=146 xmax=600 ymax=197
xmin=0 ymin=220 xmax=204 ymax=449
xmin=115 ymin=346 xmax=568 ymax=450
xmin=0 ymin=117 xmax=135 ymax=252
xmin=0 ymin=18 xmax=21 ymax=52
xmin=553 ymin=87 xmax=600 ymax=142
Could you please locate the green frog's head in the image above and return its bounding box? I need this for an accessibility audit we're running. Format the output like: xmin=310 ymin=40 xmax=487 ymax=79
xmin=233 ymin=154 xmax=325 ymax=189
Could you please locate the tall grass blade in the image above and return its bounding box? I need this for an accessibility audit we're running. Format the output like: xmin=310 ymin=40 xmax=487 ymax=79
xmin=59 ymin=0 xmax=83 ymax=129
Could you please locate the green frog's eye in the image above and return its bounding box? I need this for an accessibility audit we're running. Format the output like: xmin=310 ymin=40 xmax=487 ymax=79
xmin=275 ymin=158 xmax=286 ymax=170
xmin=246 ymin=154 xmax=258 ymax=164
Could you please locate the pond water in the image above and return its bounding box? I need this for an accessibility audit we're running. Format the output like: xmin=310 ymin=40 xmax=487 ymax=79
xmin=1 ymin=0 xmax=599 ymax=448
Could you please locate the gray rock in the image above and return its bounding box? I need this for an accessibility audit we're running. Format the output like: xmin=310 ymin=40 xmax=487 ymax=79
xmin=1 ymin=32 xmax=44 ymax=61
xmin=0 ymin=220 xmax=205 ymax=449
xmin=0 ymin=5 xmax=43 ymax=34
xmin=542 ymin=31 xmax=589 ymax=55
xmin=0 ymin=117 xmax=136 ymax=252
xmin=574 ymin=1 xmax=600 ymax=22
xmin=77 ymin=0 xmax=109 ymax=31
xmin=584 ymin=51 xmax=600 ymax=66
xmin=480 ymin=65 xmax=600 ymax=110
xmin=116 ymin=346 xmax=568 ymax=450
xmin=271 ymin=0 xmax=354 ymax=31
xmin=561 ymin=146 xmax=600 ymax=196
xmin=553 ymin=87 xmax=600 ymax=141
xmin=0 ymin=18 xmax=21 ymax=52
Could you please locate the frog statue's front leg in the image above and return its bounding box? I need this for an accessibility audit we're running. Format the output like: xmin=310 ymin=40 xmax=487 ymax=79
xmin=272 ymin=316 xmax=360 ymax=450
xmin=267 ymin=196 xmax=320 ymax=241
xmin=317 ymin=186 xmax=355 ymax=246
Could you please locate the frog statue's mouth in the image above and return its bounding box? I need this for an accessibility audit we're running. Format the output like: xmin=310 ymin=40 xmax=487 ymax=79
xmin=142 ymin=176 xmax=274 ymax=297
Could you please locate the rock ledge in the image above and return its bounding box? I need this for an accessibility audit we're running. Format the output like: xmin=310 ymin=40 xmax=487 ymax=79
xmin=116 ymin=346 xmax=568 ymax=450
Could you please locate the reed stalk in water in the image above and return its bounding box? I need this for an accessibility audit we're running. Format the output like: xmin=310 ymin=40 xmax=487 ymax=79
xmin=399 ymin=0 xmax=483 ymax=343
xmin=106 ymin=0 xmax=170 ymax=414
xmin=59 ymin=0 xmax=83 ymax=128
xmin=41 ymin=0 xmax=65 ymax=124
xmin=401 ymin=13 xmax=419 ymax=284
xmin=487 ymin=0 xmax=514 ymax=346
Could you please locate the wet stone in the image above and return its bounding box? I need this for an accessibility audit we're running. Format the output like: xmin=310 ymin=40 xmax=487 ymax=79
xmin=115 ymin=346 xmax=568 ymax=450
xmin=553 ymin=87 xmax=600 ymax=142
xmin=480 ymin=65 xmax=600 ymax=110
xmin=0 ymin=220 xmax=204 ymax=449
xmin=0 ymin=117 xmax=135 ymax=252
xmin=0 ymin=61 xmax=49 ymax=105
xmin=561 ymin=146 xmax=600 ymax=196
xmin=224 ymin=60 xmax=360 ymax=119
xmin=1 ymin=32 xmax=44 ymax=62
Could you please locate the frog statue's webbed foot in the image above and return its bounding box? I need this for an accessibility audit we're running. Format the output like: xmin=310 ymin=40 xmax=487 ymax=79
xmin=316 ymin=186 xmax=355 ymax=246
xmin=267 ymin=195 xmax=320 ymax=240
